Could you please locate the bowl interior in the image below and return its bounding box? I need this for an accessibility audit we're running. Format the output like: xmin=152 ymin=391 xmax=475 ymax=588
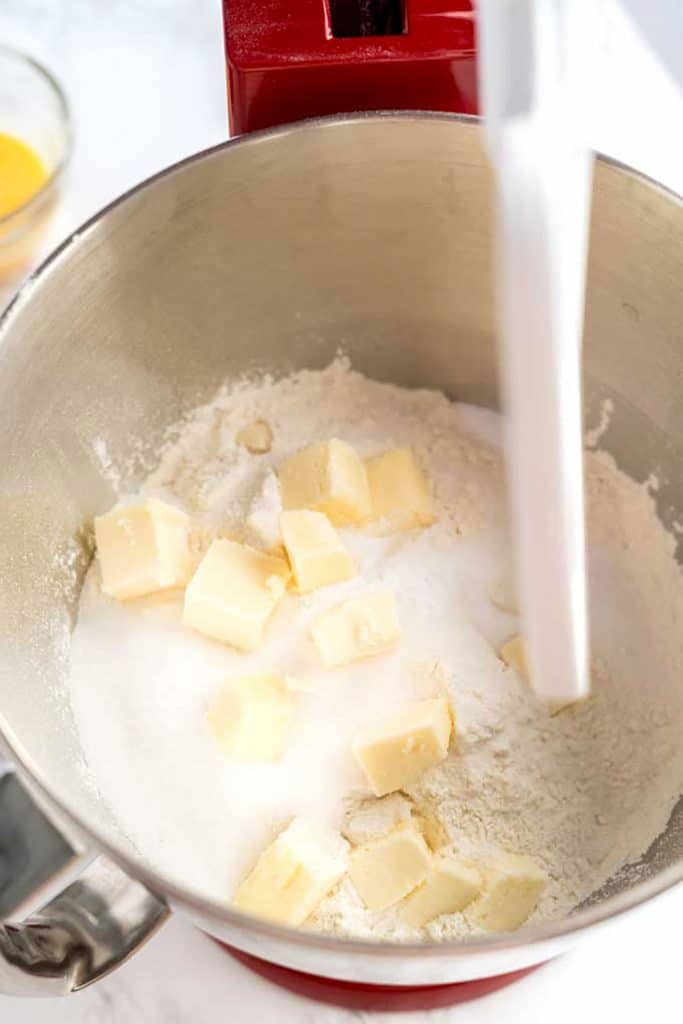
xmin=0 ymin=115 xmax=682 ymax=942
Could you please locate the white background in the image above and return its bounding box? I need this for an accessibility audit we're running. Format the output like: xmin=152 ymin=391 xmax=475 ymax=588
xmin=1 ymin=0 xmax=682 ymax=1020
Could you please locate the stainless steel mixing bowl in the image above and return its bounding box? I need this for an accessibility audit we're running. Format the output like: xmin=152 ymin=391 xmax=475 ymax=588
xmin=0 ymin=114 xmax=682 ymax=996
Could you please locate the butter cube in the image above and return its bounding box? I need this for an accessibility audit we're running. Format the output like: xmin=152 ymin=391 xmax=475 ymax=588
xmin=310 ymin=588 xmax=400 ymax=668
xmin=280 ymin=510 xmax=355 ymax=593
xmin=183 ymin=539 xmax=290 ymax=651
xmin=208 ymin=674 xmax=294 ymax=761
xmin=467 ymin=852 xmax=546 ymax=932
xmin=95 ymin=498 xmax=193 ymax=600
xmin=499 ymin=635 xmax=528 ymax=680
xmin=400 ymin=855 xmax=482 ymax=927
xmin=278 ymin=439 xmax=371 ymax=525
xmin=349 ymin=826 xmax=431 ymax=911
xmin=352 ymin=698 xmax=452 ymax=797
xmin=366 ymin=448 xmax=435 ymax=530
xmin=234 ymin=817 xmax=349 ymax=927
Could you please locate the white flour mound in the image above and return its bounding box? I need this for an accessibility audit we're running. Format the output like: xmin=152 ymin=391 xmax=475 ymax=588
xmin=68 ymin=360 xmax=683 ymax=942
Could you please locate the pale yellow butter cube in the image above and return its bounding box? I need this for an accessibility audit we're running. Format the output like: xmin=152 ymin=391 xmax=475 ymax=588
xmin=400 ymin=855 xmax=482 ymax=927
xmin=208 ymin=674 xmax=294 ymax=761
xmin=467 ymin=852 xmax=546 ymax=932
xmin=234 ymin=817 xmax=348 ymax=927
xmin=280 ymin=509 xmax=355 ymax=593
xmin=183 ymin=539 xmax=290 ymax=651
xmin=310 ymin=588 xmax=400 ymax=668
xmin=349 ymin=825 xmax=431 ymax=911
xmin=366 ymin=448 xmax=435 ymax=530
xmin=278 ymin=439 xmax=371 ymax=525
xmin=352 ymin=698 xmax=452 ymax=797
xmin=499 ymin=634 xmax=528 ymax=680
xmin=95 ymin=498 xmax=193 ymax=600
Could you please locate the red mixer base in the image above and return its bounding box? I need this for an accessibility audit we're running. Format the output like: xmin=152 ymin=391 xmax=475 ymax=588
xmin=220 ymin=943 xmax=544 ymax=1012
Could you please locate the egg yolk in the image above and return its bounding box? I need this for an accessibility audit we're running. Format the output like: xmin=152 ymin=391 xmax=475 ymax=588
xmin=0 ymin=132 xmax=48 ymax=219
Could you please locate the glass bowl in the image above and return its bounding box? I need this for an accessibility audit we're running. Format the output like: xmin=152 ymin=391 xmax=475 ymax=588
xmin=0 ymin=46 xmax=72 ymax=280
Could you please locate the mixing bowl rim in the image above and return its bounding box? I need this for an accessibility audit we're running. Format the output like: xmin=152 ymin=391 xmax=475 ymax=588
xmin=0 ymin=111 xmax=681 ymax=960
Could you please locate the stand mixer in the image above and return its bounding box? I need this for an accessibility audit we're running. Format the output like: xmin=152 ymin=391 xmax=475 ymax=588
xmin=0 ymin=0 xmax=682 ymax=1010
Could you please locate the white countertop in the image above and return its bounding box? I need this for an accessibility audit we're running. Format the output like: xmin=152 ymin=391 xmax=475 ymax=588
xmin=4 ymin=889 xmax=683 ymax=1024
xmin=1 ymin=1 xmax=682 ymax=1020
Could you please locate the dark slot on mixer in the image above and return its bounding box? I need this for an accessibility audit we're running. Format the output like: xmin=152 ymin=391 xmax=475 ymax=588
xmin=327 ymin=0 xmax=407 ymax=38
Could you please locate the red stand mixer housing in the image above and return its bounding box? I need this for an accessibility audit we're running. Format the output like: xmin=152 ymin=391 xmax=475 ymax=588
xmin=223 ymin=0 xmax=477 ymax=135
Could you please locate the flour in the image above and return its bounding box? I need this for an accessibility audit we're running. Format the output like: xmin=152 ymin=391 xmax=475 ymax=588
xmin=68 ymin=360 xmax=683 ymax=942
xmin=91 ymin=437 xmax=123 ymax=492
xmin=585 ymin=397 xmax=615 ymax=449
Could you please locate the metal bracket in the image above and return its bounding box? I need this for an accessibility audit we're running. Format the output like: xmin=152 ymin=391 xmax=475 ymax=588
xmin=0 ymin=766 xmax=169 ymax=996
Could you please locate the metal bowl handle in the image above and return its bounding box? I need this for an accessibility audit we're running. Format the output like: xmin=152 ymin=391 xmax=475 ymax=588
xmin=0 ymin=764 xmax=168 ymax=996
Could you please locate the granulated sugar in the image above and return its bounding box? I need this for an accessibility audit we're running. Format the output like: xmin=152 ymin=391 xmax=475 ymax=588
xmin=68 ymin=360 xmax=683 ymax=940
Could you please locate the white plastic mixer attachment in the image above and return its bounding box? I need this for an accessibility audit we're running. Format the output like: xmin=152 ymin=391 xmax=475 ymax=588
xmin=477 ymin=0 xmax=593 ymax=704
